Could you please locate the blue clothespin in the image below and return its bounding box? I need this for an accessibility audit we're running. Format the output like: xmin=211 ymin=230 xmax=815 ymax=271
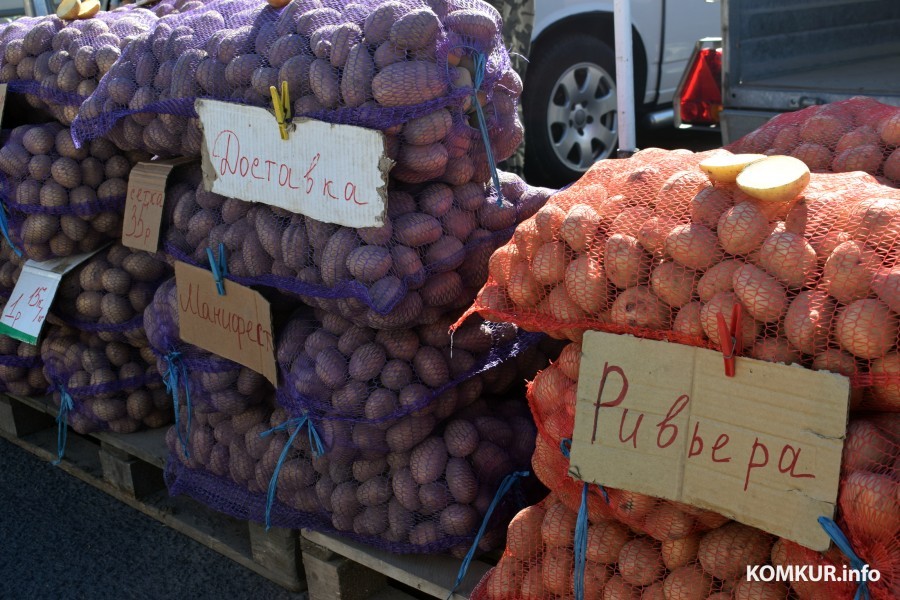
xmin=206 ymin=243 xmax=227 ymax=296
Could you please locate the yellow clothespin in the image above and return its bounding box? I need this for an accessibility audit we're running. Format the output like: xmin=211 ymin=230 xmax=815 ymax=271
xmin=269 ymin=81 xmax=292 ymax=140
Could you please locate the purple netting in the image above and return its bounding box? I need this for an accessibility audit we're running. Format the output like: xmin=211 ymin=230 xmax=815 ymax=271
xmin=0 ymin=123 xmax=151 ymax=261
xmin=165 ymin=391 xmax=537 ymax=554
xmin=48 ymin=243 xmax=172 ymax=349
xmin=0 ymin=333 xmax=48 ymax=396
xmin=162 ymin=169 xmax=553 ymax=329
xmin=71 ymin=0 xmax=521 ymax=162
xmin=275 ymin=305 xmax=549 ymax=428
xmin=0 ymin=9 xmax=160 ymax=125
xmin=41 ymin=325 xmax=169 ymax=434
xmin=144 ymin=277 xmax=275 ymax=415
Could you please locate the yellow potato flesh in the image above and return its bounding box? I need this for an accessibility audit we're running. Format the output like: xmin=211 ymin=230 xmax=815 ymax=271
xmin=736 ymin=155 xmax=811 ymax=204
xmin=699 ymin=152 xmax=767 ymax=184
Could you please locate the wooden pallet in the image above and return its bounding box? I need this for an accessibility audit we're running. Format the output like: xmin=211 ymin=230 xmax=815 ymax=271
xmin=0 ymin=393 xmax=495 ymax=599
xmin=0 ymin=393 xmax=305 ymax=593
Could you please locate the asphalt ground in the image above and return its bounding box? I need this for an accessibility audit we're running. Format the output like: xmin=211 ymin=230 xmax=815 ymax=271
xmin=0 ymin=435 xmax=303 ymax=600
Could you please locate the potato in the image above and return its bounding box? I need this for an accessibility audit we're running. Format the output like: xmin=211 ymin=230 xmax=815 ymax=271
xmin=800 ymin=114 xmax=849 ymax=146
xmin=717 ymin=201 xmax=771 ymax=255
xmin=389 ymin=7 xmax=440 ymax=50
xmin=650 ymin=261 xmax=697 ymax=307
xmin=833 ymin=144 xmax=882 ymax=174
xmin=869 ymin=352 xmax=900 ymax=410
xmin=606 ymin=234 xmax=650 ymax=289
xmin=691 ymin=186 xmax=732 ymax=229
xmin=610 ymin=287 xmax=669 ymax=330
xmin=672 ymin=301 xmax=705 ymax=339
xmin=783 ymin=291 xmax=834 ymax=356
xmin=532 ymin=242 xmax=568 ymax=286
xmin=506 ymin=260 xmax=543 ymax=307
xmin=732 ymin=263 xmax=788 ymax=323
xmin=564 ymin=255 xmax=608 ymax=313
xmin=559 ymin=204 xmax=600 ymax=252
xmin=885 ymin=148 xmax=900 ymax=182
xmin=751 ymin=338 xmax=802 ymax=364
xmin=701 ymin=292 xmax=760 ymax=347
xmin=664 ymin=223 xmax=722 ymax=270
xmin=757 ymin=231 xmax=816 ymax=288
xmin=736 ymin=156 xmax=810 ymax=204
xmin=790 ymin=143 xmax=832 ymax=170
xmin=372 ymin=61 xmax=447 ymax=107
xmin=834 ymin=299 xmax=898 ymax=359
xmin=821 ymin=240 xmax=875 ymax=304
xmin=535 ymin=204 xmax=566 ymax=243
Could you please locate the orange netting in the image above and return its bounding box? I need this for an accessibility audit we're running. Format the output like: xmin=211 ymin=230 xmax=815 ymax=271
xmin=471 ymin=350 xmax=899 ymax=599
xmin=454 ymin=143 xmax=900 ymax=410
xmin=727 ymin=97 xmax=900 ymax=186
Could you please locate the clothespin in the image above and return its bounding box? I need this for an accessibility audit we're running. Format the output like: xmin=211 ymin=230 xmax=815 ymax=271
xmin=716 ymin=303 xmax=743 ymax=377
xmin=206 ymin=243 xmax=228 ymax=296
xmin=269 ymin=81 xmax=291 ymax=141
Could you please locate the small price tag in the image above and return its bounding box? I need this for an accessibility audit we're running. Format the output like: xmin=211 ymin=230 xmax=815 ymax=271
xmin=174 ymin=261 xmax=277 ymax=384
xmin=0 ymin=249 xmax=105 ymax=344
xmin=122 ymin=158 xmax=195 ymax=252
xmin=0 ymin=83 xmax=7 ymax=130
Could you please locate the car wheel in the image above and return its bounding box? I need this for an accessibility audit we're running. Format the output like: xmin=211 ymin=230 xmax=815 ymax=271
xmin=524 ymin=34 xmax=618 ymax=186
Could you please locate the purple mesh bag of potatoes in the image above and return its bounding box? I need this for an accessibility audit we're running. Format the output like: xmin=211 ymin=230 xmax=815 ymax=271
xmin=162 ymin=169 xmax=554 ymax=329
xmin=48 ymin=243 xmax=172 ymax=349
xmin=0 ymin=328 xmax=48 ymax=397
xmin=165 ymin=390 xmax=539 ymax=555
xmin=144 ymin=278 xmax=274 ymax=416
xmin=0 ymin=8 xmax=159 ymax=125
xmin=0 ymin=123 xmax=152 ymax=261
xmin=0 ymin=242 xmax=25 ymax=295
xmin=274 ymin=305 xmax=552 ymax=426
xmin=41 ymin=325 xmax=169 ymax=434
xmin=71 ymin=0 xmax=522 ymax=167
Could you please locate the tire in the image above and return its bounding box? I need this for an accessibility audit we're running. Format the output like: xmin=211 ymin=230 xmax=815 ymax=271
xmin=523 ymin=34 xmax=618 ymax=187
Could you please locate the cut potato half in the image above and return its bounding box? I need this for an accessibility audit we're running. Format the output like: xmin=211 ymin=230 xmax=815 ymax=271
xmin=77 ymin=0 xmax=100 ymax=18
xmin=56 ymin=0 xmax=81 ymax=20
xmin=736 ymin=155 xmax=811 ymax=204
xmin=699 ymin=152 xmax=767 ymax=184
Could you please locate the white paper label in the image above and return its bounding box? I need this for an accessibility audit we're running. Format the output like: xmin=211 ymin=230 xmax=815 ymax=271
xmin=0 ymin=248 xmax=107 ymax=344
xmin=196 ymin=99 xmax=392 ymax=228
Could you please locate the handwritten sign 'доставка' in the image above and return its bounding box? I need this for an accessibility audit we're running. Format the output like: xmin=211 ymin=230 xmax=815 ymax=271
xmin=174 ymin=261 xmax=277 ymax=385
xmin=569 ymin=331 xmax=850 ymax=551
xmin=195 ymin=99 xmax=392 ymax=229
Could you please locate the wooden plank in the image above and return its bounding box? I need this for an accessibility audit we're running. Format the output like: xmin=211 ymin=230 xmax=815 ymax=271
xmin=99 ymin=441 xmax=166 ymax=498
xmin=0 ymin=394 xmax=54 ymax=437
xmin=301 ymin=530 xmax=489 ymax=600
xmin=0 ymin=419 xmax=305 ymax=592
xmin=95 ymin=428 xmax=168 ymax=470
xmin=301 ymin=537 xmax=388 ymax=600
xmin=249 ymin=522 xmax=304 ymax=586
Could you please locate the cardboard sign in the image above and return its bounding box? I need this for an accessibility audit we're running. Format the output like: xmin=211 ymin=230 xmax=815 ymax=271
xmin=174 ymin=261 xmax=277 ymax=384
xmin=569 ymin=331 xmax=850 ymax=551
xmin=0 ymin=249 xmax=106 ymax=344
xmin=122 ymin=158 xmax=195 ymax=252
xmin=195 ymin=99 xmax=392 ymax=228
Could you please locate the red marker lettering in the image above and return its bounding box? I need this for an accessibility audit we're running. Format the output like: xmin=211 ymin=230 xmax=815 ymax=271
xmin=744 ymin=438 xmax=769 ymax=491
xmin=712 ymin=434 xmax=731 ymax=463
xmin=657 ymin=395 xmax=689 ymax=449
xmin=778 ymin=445 xmax=815 ymax=480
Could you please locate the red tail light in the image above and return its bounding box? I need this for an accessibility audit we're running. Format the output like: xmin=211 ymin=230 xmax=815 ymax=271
xmin=677 ymin=44 xmax=723 ymax=126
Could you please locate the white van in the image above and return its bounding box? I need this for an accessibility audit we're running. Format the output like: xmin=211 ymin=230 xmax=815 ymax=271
xmin=525 ymin=0 xmax=721 ymax=184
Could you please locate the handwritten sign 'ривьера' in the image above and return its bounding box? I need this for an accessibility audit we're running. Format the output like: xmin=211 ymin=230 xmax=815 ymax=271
xmin=569 ymin=331 xmax=850 ymax=551
xmin=174 ymin=261 xmax=277 ymax=385
xmin=195 ymin=99 xmax=393 ymax=229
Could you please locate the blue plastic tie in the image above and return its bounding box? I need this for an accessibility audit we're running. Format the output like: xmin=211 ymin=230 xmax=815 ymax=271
xmin=206 ymin=243 xmax=228 ymax=296
xmin=471 ymin=52 xmax=503 ymax=208
xmin=561 ymin=438 xmax=610 ymax=504
xmin=573 ymin=483 xmax=590 ymax=600
xmin=447 ymin=470 xmax=530 ymax=599
xmin=163 ymin=351 xmax=192 ymax=459
xmin=260 ymin=415 xmax=325 ymax=530
xmin=818 ymin=516 xmax=871 ymax=600
xmin=53 ymin=386 xmax=74 ymax=465
xmin=0 ymin=204 xmax=22 ymax=257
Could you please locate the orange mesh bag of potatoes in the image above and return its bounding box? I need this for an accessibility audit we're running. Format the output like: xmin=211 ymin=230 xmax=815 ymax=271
xmin=472 ymin=413 xmax=899 ymax=600
xmin=457 ymin=145 xmax=900 ymax=412
xmin=0 ymin=123 xmax=151 ymax=261
xmin=727 ymin=97 xmax=900 ymax=187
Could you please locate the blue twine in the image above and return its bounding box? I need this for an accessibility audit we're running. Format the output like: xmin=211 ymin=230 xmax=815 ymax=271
xmin=52 ymin=386 xmax=73 ymax=465
xmin=561 ymin=438 xmax=610 ymax=504
xmin=260 ymin=415 xmax=325 ymax=530
xmin=163 ymin=351 xmax=192 ymax=460
xmin=206 ymin=243 xmax=228 ymax=296
xmin=447 ymin=470 xmax=530 ymax=599
xmin=818 ymin=516 xmax=871 ymax=600
xmin=573 ymin=483 xmax=589 ymax=600
xmin=471 ymin=52 xmax=503 ymax=208
xmin=0 ymin=204 xmax=22 ymax=257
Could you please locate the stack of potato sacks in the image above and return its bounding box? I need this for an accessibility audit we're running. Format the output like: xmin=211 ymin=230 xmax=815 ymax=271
xmin=0 ymin=118 xmax=173 ymax=435
xmin=72 ymin=0 xmax=562 ymax=554
xmin=459 ymin=110 xmax=900 ymax=598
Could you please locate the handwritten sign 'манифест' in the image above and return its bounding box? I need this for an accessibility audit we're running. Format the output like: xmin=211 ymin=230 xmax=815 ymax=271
xmin=195 ymin=99 xmax=392 ymax=229
xmin=569 ymin=331 xmax=850 ymax=551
